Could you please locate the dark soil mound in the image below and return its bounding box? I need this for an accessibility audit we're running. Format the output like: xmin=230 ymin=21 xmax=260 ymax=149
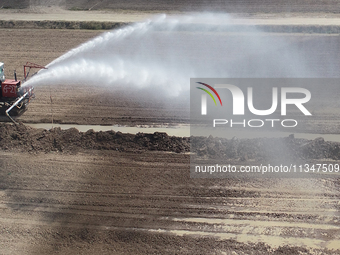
xmin=1 ymin=123 xmax=340 ymax=160
xmin=191 ymin=135 xmax=340 ymax=161
xmin=0 ymin=123 xmax=189 ymax=153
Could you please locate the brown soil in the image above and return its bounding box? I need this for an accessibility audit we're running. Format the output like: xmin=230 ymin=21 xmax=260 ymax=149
xmin=1 ymin=130 xmax=340 ymax=254
xmin=0 ymin=29 xmax=190 ymax=126
xmin=2 ymin=123 xmax=340 ymax=162
xmin=1 ymin=29 xmax=340 ymax=131
xmin=192 ymin=135 xmax=340 ymax=161
xmin=0 ymin=5 xmax=340 ymax=255
xmin=0 ymin=123 xmax=190 ymax=153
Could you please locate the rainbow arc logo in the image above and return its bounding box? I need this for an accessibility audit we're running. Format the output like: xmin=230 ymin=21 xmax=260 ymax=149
xmin=196 ymin=82 xmax=222 ymax=106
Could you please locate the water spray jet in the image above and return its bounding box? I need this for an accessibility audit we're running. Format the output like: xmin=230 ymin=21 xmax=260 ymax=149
xmin=24 ymin=13 xmax=317 ymax=98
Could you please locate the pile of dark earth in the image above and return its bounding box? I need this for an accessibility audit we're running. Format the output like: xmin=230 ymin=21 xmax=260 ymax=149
xmin=0 ymin=123 xmax=339 ymax=160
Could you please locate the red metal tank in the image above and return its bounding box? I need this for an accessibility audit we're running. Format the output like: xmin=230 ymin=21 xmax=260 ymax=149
xmin=1 ymin=79 xmax=20 ymax=98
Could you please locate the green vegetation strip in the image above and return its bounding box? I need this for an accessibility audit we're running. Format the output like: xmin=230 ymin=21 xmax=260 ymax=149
xmin=0 ymin=20 xmax=130 ymax=30
xmin=0 ymin=20 xmax=340 ymax=33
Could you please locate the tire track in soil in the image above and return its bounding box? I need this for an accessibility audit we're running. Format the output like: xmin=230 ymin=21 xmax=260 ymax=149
xmin=0 ymin=151 xmax=339 ymax=254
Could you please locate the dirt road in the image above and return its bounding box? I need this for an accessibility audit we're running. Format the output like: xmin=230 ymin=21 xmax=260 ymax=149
xmin=2 ymin=8 xmax=340 ymax=25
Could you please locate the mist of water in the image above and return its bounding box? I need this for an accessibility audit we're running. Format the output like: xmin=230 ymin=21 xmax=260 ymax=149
xmin=24 ymin=13 xmax=326 ymax=96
